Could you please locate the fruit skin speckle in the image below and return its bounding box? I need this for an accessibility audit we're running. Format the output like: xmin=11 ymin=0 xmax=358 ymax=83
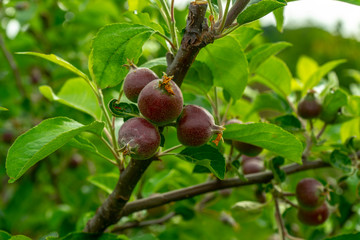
xmin=118 ymin=117 xmax=161 ymax=160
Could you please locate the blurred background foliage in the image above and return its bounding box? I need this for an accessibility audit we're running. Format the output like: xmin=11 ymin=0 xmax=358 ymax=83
xmin=1 ymin=0 xmax=360 ymax=239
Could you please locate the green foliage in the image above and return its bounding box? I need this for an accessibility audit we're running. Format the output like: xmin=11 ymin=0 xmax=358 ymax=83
xmin=40 ymin=78 xmax=101 ymax=119
xmin=237 ymin=0 xmax=287 ymax=26
xmin=2 ymin=0 xmax=360 ymax=238
xmin=177 ymin=145 xmax=226 ymax=180
xmin=108 ymin=99 xmax=140 ymax=120
xmin=90 ymin=24 xmax=155 ymax=89
xmin=197 ymin=31 xmax=248 ymax=100
xmin=6 ymin=118 xmax=104 ymax=183
xmin=320 ymin=89 xmax=348 ymax=123
xmin=16 ymin=52 xmax=89 ymax=82
xmin=326 ymin=232 xmax=360 ymax=240
xmin=224 ymin=123 xmax=303 ymax=163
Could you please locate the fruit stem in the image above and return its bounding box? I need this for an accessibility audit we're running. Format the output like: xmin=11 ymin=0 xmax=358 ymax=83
xmin=273 ymin=196 xmax=286 ymax=240
xmin=316 ymin=123 xmax=327 ymax=140
xmin=99 ymin=136 xmax=121 ymax=165
xmin=221 ymin=98 xmax=233 ymax=125
xmin=158 ymin=144 xmax=184 ymax=156
xmin=98 ymin=89 xmax=121 ymax=165
xmin=213 ymin=88 xmax=221 ymax=124
xmin=155 ymin=31 xmax=177 ymax=52
xmin=218 ymin=0 xmax=231 ymax=33
xmin=280 ymin=196 xmax=299 ymax=209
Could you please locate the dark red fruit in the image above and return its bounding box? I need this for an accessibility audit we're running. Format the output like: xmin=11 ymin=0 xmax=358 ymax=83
xmin=176 ymin=105 xmax=223 ymax=147
xmin=234 ymin=141 xmax=263 ymax=157
xmin=297 ymin=203 xmax=329 ymax=226
xmin=242 ymin=155 xmax=262 ymax=164
xmin=30 ymin=67 xmax=42 ymax=85
xmin=2 ymin=131 xmax=14 ymax=144
xmin=298 ymin=91 xmax=322 ymax=119
xmin=296 ymin=178 xmax=325 ymax=209
xmin=123 ymin=65 xmax=158 ymax=103
xmin=138 ymin=75 xmax=183 ymax=126
xmin=242 ymin=159 xmax=264 ymax=175
xmin=68 ymin=153 xmax=83 ymax=168
xmin=225 ymin=119 xmax=263 ymax=156
xmin=118 ymin=117 xmax=161 ymax=160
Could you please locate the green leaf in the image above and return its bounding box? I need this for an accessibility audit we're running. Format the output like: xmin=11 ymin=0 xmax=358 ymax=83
xmin=320 ymin=89 xmax=348 ymax=123
xmin=0 ymin=230 xmax=11 ymax=240
xmin=223 ymin=123 xmax=303 ymax=163
xmin=249 ymin=92 xmax=291 ymax=116
xmin=108 ymin=99 xmax=139 ymax=120
xmin=16 ymin=52 xmax=89 ymax=81
xmin=248 ymin=42 xmax=292 ymax=72
xmin=177 ymin=145 xmax=226 ymax=179
xmin=60 ymin=232 xmax=128 ymax=240
xmin=91 ymin=23 xmax=155 ymax=89
xmin=335 ymin=0 xmax=360 ymax=5
xmin=273 ymin=7 xmax=285 ymax=32
xmin=302 ymin=59 xmax=346 ymax=93
xmin=341 ymin=118 xmax=360 ymax=143
xmin=296 ymin=55 xmax=319 ymax=83
xmin=269 ymin=156 xmax=286 ymax=182
xmin=9 ymin=236 xmax=32 ymax=240
xmin=128 ymin=0 xmax=149 ymax=12
xmin=87 ymin=172 xmax=119 ymax=194
xmin=229 ymin=26 xmax=262 ymax=50
xmin=237 ymin=0 xmax=287 ymax=26
xmin=197 ymin=34 xmax=248 ymax=100
xmin=252 ymin=56 xmax=292 ymax=98
xmin=39 ymin=78 xmax=101 ymax=119
xmin=231 ymin=201 xmax=266 ymax=221
xmin=140 ymin=57 xmax=167 ymax=69
xmin=345 ymin=69 xmax=360 ymax=83
xmin=6 ymin=117 xmax=104 ymax=183
xmin=329 ymin=150 xmax=352 ymax=173
xmin=183 ymin=61 xmax=213 ymax=93
xmin=271 ymin=115 xmax=302 ymax=133
xmin=326 ymin=232 xmax=360 ymax=240
xmin=0 ymin=106 xmax=8 ymax=111
xmin=345 ymin=96 xmax=360 ymax=117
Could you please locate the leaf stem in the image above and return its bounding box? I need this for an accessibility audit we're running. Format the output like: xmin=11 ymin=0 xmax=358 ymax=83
xmin=214 ymin=87 xmax=221 ymax=125
xmin=155 ymin=31 xmax=177 ymax=52
xmin=274 ymin=196 xmax=286 ymax=240
xmin=317 ymin=123 xmax=327 ymax=140
xmin=159 ymin=144 xmax=184 ymax=155
xmin=99 ymin=136 xmax=120 ymax=164
xmin=158 ymin=0 xmax=178 ymax=51
xmin=0 ymin=33 xmax=27 ymax=98
xmin=219 ymin=0 xmax=231 ymax=32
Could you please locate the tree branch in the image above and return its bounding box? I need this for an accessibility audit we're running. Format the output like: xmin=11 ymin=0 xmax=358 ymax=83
xmin=84 ymin=1 xmax=215 ymax=233
xmin=111 ymin=212 xmax=176 ymax=233
xmin=0 ymin=33 xmax=26 ymax=98
xmin=223 ymin=0 xmax=251 ymax=29
xmin=84 ymin=158 xmax=153 ymax=233
xmin=119 ymin=160 xmax=330 ymax=217
xmin=167 ymin=1 xmax=214 ymax=86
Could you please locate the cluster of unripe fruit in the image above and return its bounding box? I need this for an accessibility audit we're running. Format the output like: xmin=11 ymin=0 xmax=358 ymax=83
xmin=295 ymin=178 xmax=329 ymax=226
xmin=118 ymin=65 xmax=224 ymax=160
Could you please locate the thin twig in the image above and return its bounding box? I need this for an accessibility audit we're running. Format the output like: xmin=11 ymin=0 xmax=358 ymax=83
xmin=316 ymin=123 xmax=327 ymax=140
xmin=155 ymin=31 xmax=177 ymax=52
xmin=280 ymin=196 xmax=298 ymax=209
xmin=274 ymin=196 xmax=286 ymax=240
xmin=218 ymin=0 xmax=231 ymax=32
xmin=158 ymin=144 xmax=184 ymax=156
xmin=111 ymin=212 xmax=176 ymax=233
xmin=0 ymin=33 xmax=26 ymax=98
